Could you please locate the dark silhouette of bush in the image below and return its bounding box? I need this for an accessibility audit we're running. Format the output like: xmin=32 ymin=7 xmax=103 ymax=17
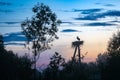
xmin=0 ymin=34 xmax=4 ymax=52
xmin=42 ymin=51 xmax=100 ymax=80
xmin=61 ymin=61 xmax=89 ymax=80
xmin=99 ymin=51 xmax=120 ymax=80
xmin=0 ymin=34 xmax=33 ymax=80
xmin=43 ymin=52 xmax=65 ymax=80
xmin=61 ymin=60 xmax=100 ymax=80
xmin=97 ymin=31 xmax=120 ymax=80
xmin=0 ymin=50 xmax=33 ymax=80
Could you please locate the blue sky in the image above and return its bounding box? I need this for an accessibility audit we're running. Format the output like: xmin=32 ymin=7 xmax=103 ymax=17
xmin=0 ymin=0 xmax=120 ymax=23
xmin=1 ymin=0 xmax=120 ymax=40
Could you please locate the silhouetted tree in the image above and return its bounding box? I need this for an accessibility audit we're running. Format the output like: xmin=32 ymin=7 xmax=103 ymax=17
xmin=17 ymin=54 xmax=33 ymax=80
xmin=96 ymin=53 xmax=108 ymax=69
xmin=43 ymin=52 xmax=65 ymax=80
xmin=0 ymin=49 xmax=33 ymax=80
xmin=107 ymin=31 xmax=120 ymax=52
xmin=21 ymin=3 xmax=61 ymax=77
xmin=0 ymin=34 xmax=4 ymax=50
xmin=97 ymin=31 xmax=120 ymax=80
xmin=49 ymin=52 xmax=65 ymax=69
xmin=0 ymin=34 xmax=33 ymax=80
xmin=87 ymin=62 xmax=100 ymax=80
xmin=61 ymin=60 xmax=90 ymax=80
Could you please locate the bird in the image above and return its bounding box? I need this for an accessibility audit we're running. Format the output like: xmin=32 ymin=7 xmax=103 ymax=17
xmin=77 ymin=36 xmax=80 ymax=41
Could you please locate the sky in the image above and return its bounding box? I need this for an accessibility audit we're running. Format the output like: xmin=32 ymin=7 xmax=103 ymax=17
xmin=1 ymin=0 xmax=120 ymax=65
xmin=1 ymin=0 xmax=120 ymax=24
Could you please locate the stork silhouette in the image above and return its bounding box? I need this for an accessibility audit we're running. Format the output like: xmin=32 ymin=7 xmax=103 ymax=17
xmin=77 ymin=36 xmax=80 ymax=41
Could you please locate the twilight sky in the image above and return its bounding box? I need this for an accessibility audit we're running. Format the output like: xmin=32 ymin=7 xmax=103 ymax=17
xmin=1 ymin=0 xmax=120 ymax=64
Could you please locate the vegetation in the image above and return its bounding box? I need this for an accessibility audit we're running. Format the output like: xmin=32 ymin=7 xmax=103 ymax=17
xmin=1 ymin=30 xmax=120 ymax=80
xmin=42 ymin=52 xmax=65 ymax=80
xmin=0 ymin=34 xmax=33 ymax=80
xmin=97 ymin=31 xmax=120 ymax=80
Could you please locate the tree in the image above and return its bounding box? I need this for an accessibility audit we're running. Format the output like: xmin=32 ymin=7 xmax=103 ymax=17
xmin=21 ymin=3 xmax=61 ymax=70
xmin=96 ymin=53 xmax=109 ymax=80
xmin=0 ymin=34 xmax=4 ymax=50
xmin=107 ymin=31 xmax=120 ymax=52
xmin=0 ymin=35 xmax=33 ymax=80
xmin=43 ymin=52 xmax=65 ymax=80
xmin=97 ymin=31 xmax=120 ymax=80
xmin=49 ymin=52 xmax=65 ymax=70
xmin=96 ymin=53 xmax=108 ymax=69
xmin=106 ymin=31 xmax=120 ymax=80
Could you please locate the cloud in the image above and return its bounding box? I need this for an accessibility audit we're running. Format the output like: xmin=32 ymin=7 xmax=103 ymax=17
xmin=4 ymin=32 xmax=27 ymax=42
xmin=109 ymin=20 xmax=120 ymax=23
xmin=95 ymin=3 xmax=101 ymax=5
xmin=61 ymin=21 xmax=75 ymax=25
xmin=104 ymin=4 xmax=115 ymax=7
xmin=0 ymin=1 xmax=12 ymax=6
xmin=4 ymin=43 xmax=25 ymax=46
xmin=83 ymin=22 xmax=116 ymax=26
xmin=0 ymin=22 xmax=20 ymax=25
xmin=74 ymin=10 xmax=120 ymax=20
xmin=62 ymin=21 xmax=73 ymax=24
xmin=0 ymin=9 xmax=14 ymax=13
xmin=73 ymin=8 xmax=103 ymax=14
xmin=104 ymin=10 xmax=120 ymax=16
xmin=95 ymin=3 xmax=115 ymax=7
xmin=75 ymin=15 xmax=98 ymax=20
xmin=61 ymin=10 xmax=70 ymax=12
xmin=61 ymin=29 xmax=80 ymax=32
xmin=62 ymin=8 xmax=103 ymax=14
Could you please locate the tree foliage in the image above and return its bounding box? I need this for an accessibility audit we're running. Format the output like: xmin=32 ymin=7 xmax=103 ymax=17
xmin=97 ymin=31 xmax=120 ymax=80
xmin=0 ymin=34 xmax=33 ymax=80
xmin=49 ymin=52 xmax=65 ymax=69
xmin=107 ymin=31 xmax=120 ymax=52
xmin=0 ymin=34 xmax=4 ymax=50
xmin=21 ymin=3 xmax=61 ymax=69
xmin=21 ymin=3 xmax=61 ymax=50
xmin=43 ymin=52 xmax=65 ymax=80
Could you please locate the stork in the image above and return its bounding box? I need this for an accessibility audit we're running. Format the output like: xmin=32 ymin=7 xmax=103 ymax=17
xmin=77 ymin=36 xmax=80 ymax=41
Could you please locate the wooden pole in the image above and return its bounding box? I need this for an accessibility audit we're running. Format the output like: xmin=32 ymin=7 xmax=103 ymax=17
xmin=78 ymin=46 xmax=81 ymax=64
xmin=73 ymin=46 xmax=77 ymax=61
